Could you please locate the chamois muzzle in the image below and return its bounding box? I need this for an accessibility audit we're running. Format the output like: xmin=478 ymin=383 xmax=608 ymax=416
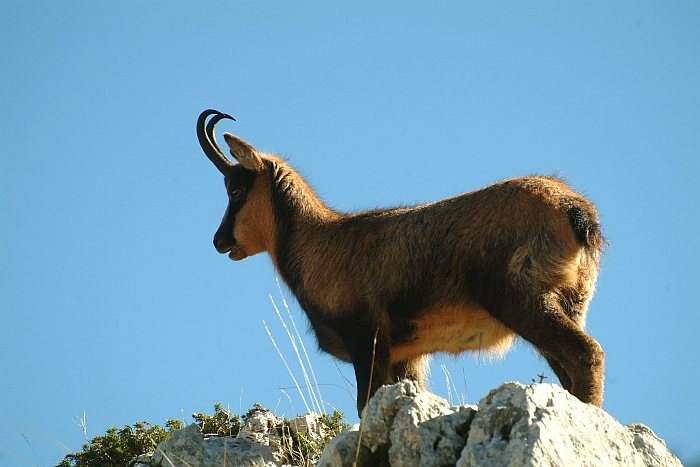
xmin=197 ymin=109 xmax=236 ymax=174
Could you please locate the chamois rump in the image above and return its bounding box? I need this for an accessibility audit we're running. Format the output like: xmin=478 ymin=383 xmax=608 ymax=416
xmin=197 ymin=109 xmax=606 ymax=416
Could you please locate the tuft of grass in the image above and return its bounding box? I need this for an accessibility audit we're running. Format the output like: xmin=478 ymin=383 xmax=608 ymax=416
xmin=1 ymin=417 xmax=71 ymax=466
xmin=265 ymin=279 xmax=327 ymax=417
xmin=440 ymin=364 xmax=468 ymax=406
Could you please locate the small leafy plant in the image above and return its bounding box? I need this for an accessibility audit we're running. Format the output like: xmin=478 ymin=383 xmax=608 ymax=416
xmin=56 ymin=420 xmax=182 ymax=467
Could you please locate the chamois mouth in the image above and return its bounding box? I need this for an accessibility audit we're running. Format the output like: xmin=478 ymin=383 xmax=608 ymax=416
xmin=228 ymin=244 xmax=246 ymax=261
xmin=215 ymin=241 xmax=233 ymax=255
xmin=214 ymin=233 xmax=238 ymax=256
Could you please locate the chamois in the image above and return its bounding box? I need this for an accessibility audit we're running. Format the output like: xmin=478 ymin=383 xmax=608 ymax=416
xmin=197 ymin=109 xmax=606 ymax=416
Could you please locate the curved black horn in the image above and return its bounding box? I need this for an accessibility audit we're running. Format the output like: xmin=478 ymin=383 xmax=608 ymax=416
xmin=197 ymin=109 xmax=236 ymax=174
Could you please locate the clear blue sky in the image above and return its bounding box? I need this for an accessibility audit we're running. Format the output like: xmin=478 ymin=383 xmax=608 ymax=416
xmin=1 ymin=1 xmax=698 ymax=466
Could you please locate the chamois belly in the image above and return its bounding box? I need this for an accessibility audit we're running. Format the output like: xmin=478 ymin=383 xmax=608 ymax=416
xmin=391 ymin=305 xmax=516 ymax=363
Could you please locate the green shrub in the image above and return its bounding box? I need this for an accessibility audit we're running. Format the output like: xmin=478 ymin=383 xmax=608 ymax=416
xmin=192 ymin=402 xmax=244 ymax=437
xmin=56 ymin=420 xmax=182 ymax=467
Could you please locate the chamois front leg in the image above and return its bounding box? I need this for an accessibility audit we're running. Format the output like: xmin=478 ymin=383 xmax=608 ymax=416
xmin=340 ymin=323 xmax=391 ymax=417
xmin=390 ymin=358 xmax=428 ymax=388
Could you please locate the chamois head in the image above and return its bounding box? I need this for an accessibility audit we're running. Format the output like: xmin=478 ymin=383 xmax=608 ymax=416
xmin=197 ymin=109 xmax=274 ymax=261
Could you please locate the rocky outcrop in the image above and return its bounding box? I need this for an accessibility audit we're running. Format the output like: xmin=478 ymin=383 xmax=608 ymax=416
xmin=320 ymin=381 xmax=682 ymax=467
xmin=131 ymin=381 xmax=682 ymax=467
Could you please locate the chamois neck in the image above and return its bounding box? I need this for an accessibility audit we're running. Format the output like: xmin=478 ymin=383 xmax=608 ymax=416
xmin=268 ymin=161 xmax=342 ymax=290
xmin=270 ymin=163 xmax=341 ymax=227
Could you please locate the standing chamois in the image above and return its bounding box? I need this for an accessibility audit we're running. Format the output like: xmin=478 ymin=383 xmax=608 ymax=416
xmin=197 ymin=109 xmax=606 ymax=416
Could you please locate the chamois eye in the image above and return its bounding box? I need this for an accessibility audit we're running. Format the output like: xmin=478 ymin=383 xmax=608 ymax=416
xmin=231 ymin=188 xmax=243 ymax=198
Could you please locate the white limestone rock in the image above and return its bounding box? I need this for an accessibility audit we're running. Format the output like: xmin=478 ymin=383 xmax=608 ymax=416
xmin=456 ymin=382 xmax=682 ymax=467
xmin=385 ymin=384 xmax=475 ymax=467
xmin=318 ymin=380 xmax=476 ymax=467
xmin=238 ymin=409 xmax=288 ymax=462
xmin=288 ymin=413 xmax=326 ymax=442
xmin=419 ymin=405 xmax=477 ymax=467
xmin=316 ymin=424 xmax=381 ymax=467
xmin=130 ymin=423 xmax=278 ymax=467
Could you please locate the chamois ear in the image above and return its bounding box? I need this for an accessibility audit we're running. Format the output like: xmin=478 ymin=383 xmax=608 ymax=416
xmin=223 ymin=133 xmax=265 ymax=172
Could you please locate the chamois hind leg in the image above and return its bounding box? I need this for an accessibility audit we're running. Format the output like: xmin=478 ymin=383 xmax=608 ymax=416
xmin=540 ymin=352 xmax=572 ymax=391
xmin=499 ymin=292 xmax=604 ymax=407
xmin=538 ymin=289 xmax=595 ymax=392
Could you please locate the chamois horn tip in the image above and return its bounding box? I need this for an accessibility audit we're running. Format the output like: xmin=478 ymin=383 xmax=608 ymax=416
xmin=217 ymin=112 xmax=236 ymax=121
xmin=198 ymin=109 xmax=236 ymax=174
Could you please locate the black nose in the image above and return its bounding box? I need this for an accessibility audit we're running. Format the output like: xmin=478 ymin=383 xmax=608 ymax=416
xmin=213 ymin=232 xmax=233 ymax=254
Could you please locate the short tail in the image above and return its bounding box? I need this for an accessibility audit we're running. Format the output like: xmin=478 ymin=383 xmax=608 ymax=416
xmin=564 ymin=200 xmax=606 ymax=253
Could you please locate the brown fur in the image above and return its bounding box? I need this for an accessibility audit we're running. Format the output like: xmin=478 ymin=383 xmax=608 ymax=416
xmin=200 ymin=119 xmax=606 ymax=417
